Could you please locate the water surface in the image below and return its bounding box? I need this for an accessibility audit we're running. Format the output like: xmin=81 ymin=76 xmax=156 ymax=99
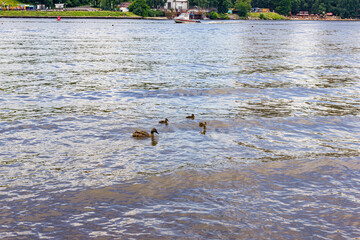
xmin=0 ymin=18 xmax=359 ymax=239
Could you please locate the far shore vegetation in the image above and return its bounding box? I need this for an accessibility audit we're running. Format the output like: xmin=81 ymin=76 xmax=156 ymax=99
xmin=2 ymin=0 xmax=21 ymax=6
xmin=249 ymin=12 xmax=287 ymax=20
xmin=1 ymin=0 xmax=359 ymax=20
xmin=0 ymin=9 xmax=139 ymax=18
xmin=0 ymin=9 xmax=288 ymax=20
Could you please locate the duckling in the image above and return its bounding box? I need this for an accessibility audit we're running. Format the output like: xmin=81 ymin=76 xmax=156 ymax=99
xmin=186 ymin=114 xmax=195 ymax=119
xmin=159 ymin=118 xmax=168 ymax=125
xmin=199 ymin=122 xmax=207 ymax=128
xmin=132 ymin=128 xmax=159 ymax=138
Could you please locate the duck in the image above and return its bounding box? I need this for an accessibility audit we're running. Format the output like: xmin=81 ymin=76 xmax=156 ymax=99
xmin=132 ymin=128 xmax=159 ymax=138
xmin=199 ymin=122 xmax=207 ymax=128
xmin=159 ymin=118 xmax=168 ymax=125
xmin=186 ymin=114 xmax=195 ymax=119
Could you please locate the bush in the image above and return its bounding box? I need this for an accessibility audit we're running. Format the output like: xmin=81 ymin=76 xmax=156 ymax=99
xmin=209 ymin=11 xmax=219 ymax=19
xmin=259 ymin=13 xmax=268 ymax=19
xmin=248 ymin=12 xmax=287 ymax=20
xmin=219 ymin=13 xmax=229 ymax=19
xmin=165 ymin=10 xmax=176 ymax=19
xmin=148 ymin=9 xmax=165 ymax=17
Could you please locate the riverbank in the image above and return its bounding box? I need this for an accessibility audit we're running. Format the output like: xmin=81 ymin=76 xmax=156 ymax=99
xmin=248 ymin=12 xmax=287 ymax=20
xmin=0 ymin=10 xmax=286 ymax=20
xmin=1 ymin=10 xmax=357 ymax=21
xmin=0 ymin=10 xmax=171 ymax=19
xmin=0 ymin=10 xmax=142 ymax=18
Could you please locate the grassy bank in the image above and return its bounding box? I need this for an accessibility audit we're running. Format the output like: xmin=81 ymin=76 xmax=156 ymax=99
xmin=0 ymin=10 xmax=140 ymax=18
xmin=0 ymin=9 xmax=289 ymax=20
xmin=249 ymin=12 xmax=287 ymax=20
xmin=1 ymin=0 xmax=22 ymax=6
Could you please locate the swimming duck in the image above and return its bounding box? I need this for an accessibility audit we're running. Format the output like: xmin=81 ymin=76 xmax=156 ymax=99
xmin=199 ymin=122 xmax=207 ymax=128
xmin=159 ymin=118 xmax=168 ymax=125
xmin=132 ymin=128 xmax=159 ymax=138
xmin=201 ymin=128 xmax=207 ymax=135
xmin=186 ymin=114 xmax=195 ymax=119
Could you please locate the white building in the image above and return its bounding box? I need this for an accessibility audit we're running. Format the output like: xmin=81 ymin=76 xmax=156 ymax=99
xmin=164 ymin=0 xmax=188 ymax=11
xmin=117 ymin=2 xmax=131 ymax=12
xmin=36 ymin=4 xmax=46 ymax=10
xmin=54 ymin=3 xmax=64 ymax=9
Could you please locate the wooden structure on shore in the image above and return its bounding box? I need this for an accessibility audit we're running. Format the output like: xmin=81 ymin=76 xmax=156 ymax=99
xmin=291 ymin=11 xmax=340 ymax=20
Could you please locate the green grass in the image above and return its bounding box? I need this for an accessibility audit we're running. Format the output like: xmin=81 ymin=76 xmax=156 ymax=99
xmin=249 ymin=12 xmax=287 ymax=20
xmin=1 ymin=0 xmax=22 ymax=7
xmin=0 ymin=10 xmax=140 ymax=18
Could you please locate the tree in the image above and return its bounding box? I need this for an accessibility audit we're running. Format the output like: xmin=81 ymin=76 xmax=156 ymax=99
xmin=217 ymin=0 xmax=231 ymax=13
xmin=100 ymin=0 xmax=112 ymax=10
xmin=275 ymin=0 xmax=292 ymax=15
xmin=291 ymin=0 xmax=300 ymax=14
xmin=251 ymin=0 xmax=359 ymax=18
xmin=235 ymin=0 xmax=251 ymax=16
xmin=251 ymin=0 xmax=276 ymax=10
xmin=318 ymin=2 xmax=326 ymax=14
xmin=146 ymin=0 xmax=167 ymax=9
xmin=129 ymin=0 xmax=150 ymax=17
xmin=338 ymin=0 xmax=360 ymax=18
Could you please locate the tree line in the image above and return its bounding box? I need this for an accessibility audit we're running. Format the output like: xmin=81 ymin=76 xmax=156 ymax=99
xmin=251 ymin=0 xmax=359 ymax=18
xmin=19 ymin=0 xmax=359 ymax=18
xmin=189 ymin=0 xmax=359 ymax=17
xmin=19 ymin=0 xmax=91 ymax=8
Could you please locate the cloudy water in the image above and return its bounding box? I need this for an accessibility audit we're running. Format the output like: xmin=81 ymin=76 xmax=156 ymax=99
xmin=0 ymin=18 xmax=359 ymax=239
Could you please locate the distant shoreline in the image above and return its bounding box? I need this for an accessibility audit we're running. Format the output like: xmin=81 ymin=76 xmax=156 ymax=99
xmin=1 ymin=16 xmax=359 ymax=21
xmin=0 ymin=11 xmax=170 ymax=20
xmin=0 ymin=10 xmax=142 ymax=19
xmin=0 ymin=15 xmax=144 ymax=19
xmin=0 ymin=11 xmax=358 ymax=21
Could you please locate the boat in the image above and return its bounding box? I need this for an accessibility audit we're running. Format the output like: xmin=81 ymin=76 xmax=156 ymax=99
xmin=174 ymin=11 xmax=201 ymax=23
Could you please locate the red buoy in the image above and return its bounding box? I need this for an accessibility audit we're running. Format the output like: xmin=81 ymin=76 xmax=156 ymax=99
xmin=57 ymin=16 xmax=61 ymax=21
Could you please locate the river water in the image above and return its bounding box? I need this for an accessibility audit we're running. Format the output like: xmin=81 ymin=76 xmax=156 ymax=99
xmin=0 ymin=18 xmax=359 ymax=239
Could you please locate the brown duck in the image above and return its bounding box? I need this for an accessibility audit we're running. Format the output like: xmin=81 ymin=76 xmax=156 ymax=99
xmin=159 ymin=118 xmax=168 ymax=125
xmin=132 ymin=128 xmax=159 ymax=138
xmin=186 ymin=114 xmax=195 ymax=119
xmin=199 ymin=122 xmax=207 ymax=128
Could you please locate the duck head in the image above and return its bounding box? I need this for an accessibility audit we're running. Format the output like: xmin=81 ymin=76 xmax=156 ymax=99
xmin=151 ymin=128 xmax=159 ymax=135
xmin=199 ymin=122 xmax=207 ymax=127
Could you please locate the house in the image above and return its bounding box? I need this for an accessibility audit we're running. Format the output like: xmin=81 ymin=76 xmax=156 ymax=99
xmin=164 ymin=0 xmax=188 ymax=12
xmin=296 ymin=11 xmax=309 ymax=19
xmin=36 ymin=4 xmax=46 ymax=10
xmin=252 ymin=8 xmax=270 ymax=13
xmin=309 ymin=13 xmax=319 ymax=20
xmin=116 ymin=2 xmax=131 ymax=12
xmin=55 ymin=3 xmax=64 ymax=9
xmin=298 ymin=11 xmax=309 ymax=15
xmin=324 ymin=12 xmax=339 ymax=20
